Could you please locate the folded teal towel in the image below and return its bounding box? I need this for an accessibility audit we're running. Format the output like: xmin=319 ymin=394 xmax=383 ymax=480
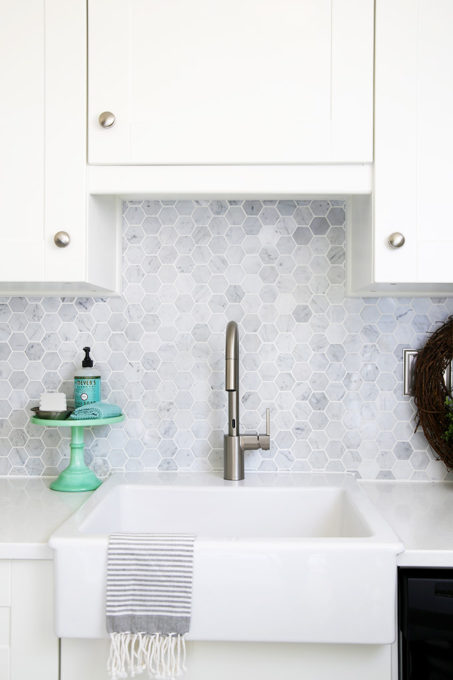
xmin=69 ymin=402 xmax=122 ymax=420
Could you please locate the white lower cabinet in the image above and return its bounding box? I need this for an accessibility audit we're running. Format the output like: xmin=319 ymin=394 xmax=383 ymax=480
xmin=61 ymin=638 xmax=392 ymax=680
xmin=0 ymin=560 xmax=58 ymax=680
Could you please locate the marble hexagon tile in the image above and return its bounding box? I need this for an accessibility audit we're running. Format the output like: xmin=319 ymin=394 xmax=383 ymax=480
xmin=0 ymin=200 xmax=452 ymax=481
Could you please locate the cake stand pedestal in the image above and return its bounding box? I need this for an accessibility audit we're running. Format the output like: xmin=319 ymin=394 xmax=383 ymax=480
xmin=31 ymin=416 xmax=125 ymax=492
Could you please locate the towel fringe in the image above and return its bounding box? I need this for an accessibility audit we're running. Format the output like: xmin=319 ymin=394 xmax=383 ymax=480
xmin=108 ymin=632 xmax=187 ymax=680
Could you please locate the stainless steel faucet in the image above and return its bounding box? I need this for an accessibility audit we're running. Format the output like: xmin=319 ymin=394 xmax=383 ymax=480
xmin=224 ymin=321 xmax=270 ymax=480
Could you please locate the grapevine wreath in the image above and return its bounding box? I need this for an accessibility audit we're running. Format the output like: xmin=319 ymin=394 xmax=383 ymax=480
xmin=413 ymin=315 xmax=453 ymax=469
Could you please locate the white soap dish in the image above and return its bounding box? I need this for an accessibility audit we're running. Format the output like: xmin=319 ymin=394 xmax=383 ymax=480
xmin=31 ymin=406 xmax=71 ymax=420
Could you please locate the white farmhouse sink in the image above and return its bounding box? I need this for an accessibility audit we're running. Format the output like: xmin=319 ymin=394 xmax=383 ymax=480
xmin=49 ymin=472 xmax=403 ymax=643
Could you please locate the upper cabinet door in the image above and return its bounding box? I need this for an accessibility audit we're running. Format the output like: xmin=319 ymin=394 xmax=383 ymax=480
xmin=0 ymin=0 xmax=120 ymax=296
xmin=0 ymin=0 xmax=45 ymax=280
xmin=374 ymin=0 xmax=453 ymax=286
xmin=88 ymin=0 xmax=374 ymax=165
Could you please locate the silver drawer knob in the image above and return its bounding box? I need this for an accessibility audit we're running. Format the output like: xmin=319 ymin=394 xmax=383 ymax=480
xmin=98 ymin=111 xmax=116 ymax=128
xmin=387 ymin=232 xmax=405 ymax=248
xmin=54 ymin=231 xmax=71 ymax=248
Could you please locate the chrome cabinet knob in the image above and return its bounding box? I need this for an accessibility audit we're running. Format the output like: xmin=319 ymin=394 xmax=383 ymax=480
xmin=98 ymin=111 xmax=116 ymax=128
xmin=54 ymin=231 xmax=71 ymax=248
xmin=388 ymin=232 xmax=405 ymax=248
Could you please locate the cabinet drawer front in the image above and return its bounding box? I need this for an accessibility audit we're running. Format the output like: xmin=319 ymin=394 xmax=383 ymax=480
xmin=88 ymin=0 xmax=373 ymax=165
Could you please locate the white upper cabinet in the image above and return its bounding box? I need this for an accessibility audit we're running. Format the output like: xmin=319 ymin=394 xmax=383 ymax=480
xmin=374 ymin=0 xmax=453 ymax=287
xmin=0 ymin=0 xmax=120 ymax=296
xmin=0 ymin=0 xmax=45 ymax=283
xmin=349 ymin=0 xmax=453 ymax=296
xmin=88 ymin=0 xmax=374 ymax=166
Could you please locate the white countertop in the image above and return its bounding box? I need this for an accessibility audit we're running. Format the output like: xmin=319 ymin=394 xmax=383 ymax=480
xmin=0 ymin=476 xmax=453 ymax=564
xmin=360 ymin=480 xmax=453 ymax=566
xmin=0 ymin=478 xmax=90 ymax=559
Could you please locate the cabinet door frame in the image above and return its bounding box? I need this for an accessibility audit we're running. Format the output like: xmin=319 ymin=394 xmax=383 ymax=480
xmin=348 ymin=0 xmax=453 ymax=297
xmin=88 ymin=0 xmax=374 ymax=166
xmin=374 ymin=0 xmax=453 ymax=287
xmin=0 ymin=560 xmax=58 ymax=680
xmin=45 ymin=0 xmax=87 ymax=284
xmin=0 ymin=0 xmax=46 ymax=281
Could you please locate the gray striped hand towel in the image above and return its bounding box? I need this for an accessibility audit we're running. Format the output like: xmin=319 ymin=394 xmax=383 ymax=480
xmin=106 ymin=533 xmax=195 ymax=680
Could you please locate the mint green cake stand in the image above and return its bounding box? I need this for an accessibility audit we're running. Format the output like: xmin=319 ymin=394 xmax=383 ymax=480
xmin=31 ymin=415 xmax=125 ymax=492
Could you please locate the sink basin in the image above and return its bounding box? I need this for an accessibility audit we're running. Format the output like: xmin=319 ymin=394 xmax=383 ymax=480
xmin=49 ymin=472 xmax=403 ymax=643
xmin=81 ymin=483 xmax=371 ymax=538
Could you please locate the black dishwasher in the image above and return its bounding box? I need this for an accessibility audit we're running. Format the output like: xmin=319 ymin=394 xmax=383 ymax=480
xmin=399 ymin=568 xmax=453 ymax=679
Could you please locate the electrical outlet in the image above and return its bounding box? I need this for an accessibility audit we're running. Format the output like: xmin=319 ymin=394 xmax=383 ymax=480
xmin=403 ymin=349 xmax=418 ymax=396
xmin=403 ymin=348 xmax=452 ymax=396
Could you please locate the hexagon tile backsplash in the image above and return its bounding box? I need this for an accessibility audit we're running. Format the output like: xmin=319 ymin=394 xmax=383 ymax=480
xmin=1 ymin=199 xmax=452 ymax=480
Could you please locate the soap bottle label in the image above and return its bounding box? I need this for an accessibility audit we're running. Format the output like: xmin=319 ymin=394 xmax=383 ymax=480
xmin=74 ymin=377 xmax=101 ymax=408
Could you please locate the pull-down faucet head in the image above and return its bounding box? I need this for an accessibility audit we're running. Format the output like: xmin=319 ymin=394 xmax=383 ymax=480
xmin=225 ymin=321 xmax=240 ymax=438
xmin=225 ymin=321 xmax=239 ymax=391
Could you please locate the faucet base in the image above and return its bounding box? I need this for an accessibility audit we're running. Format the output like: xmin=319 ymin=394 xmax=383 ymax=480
xmin=223 ymin=435 xmax=244 ymax=481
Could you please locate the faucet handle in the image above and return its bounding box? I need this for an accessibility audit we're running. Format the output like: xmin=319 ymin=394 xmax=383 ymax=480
xmin=258 ymin=408 xmax=270 ymax=450
xmin=240 ymin=409 xmax=271 ymax=452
